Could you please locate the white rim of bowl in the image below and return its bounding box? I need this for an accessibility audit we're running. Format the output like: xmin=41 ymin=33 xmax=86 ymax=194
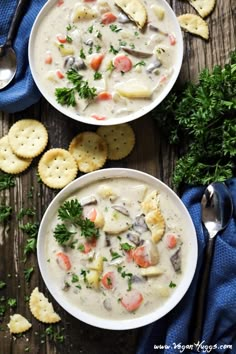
xmin=37 ymin=168 xmax=198 ymax=330
xmin=28 ymin=0 xmax=183 ymax=126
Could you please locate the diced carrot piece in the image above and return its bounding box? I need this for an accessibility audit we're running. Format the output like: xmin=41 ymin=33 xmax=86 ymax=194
xmin=90 ymin=54 xmax=104 ymax=70
xmin=101 ymin=271 xmax=115 ymax=289
xmin=56 ymin=0 xmax=64 ymax=6
xmin=166 ymin=234 xmax=177 ymax=249
xmin=121 ymin=290 xmax=143 ymax=312
xmin=97 ymin=92 xmax=112 ymax=100
xmin=133 ymin=245 xmax=152 ymax=268
xmin=45 ymin=52 xmax=52 ymax=64
xmin=87 ymin=207 xmax=97 ymax=222
xmin=160 ymin=75 xmax=167 ymax=84
xmin=101 ymin=12 xmax=117 ymax=25
xmin=125 ymin=249 xmax=134 ymax=263
xmin=56 ymin=70 xmax=65 ymax=79
xmin=91 ymin=114 xmax=107 ymax=120
xmin=56 ymin=252 xmax=71 ymax=271
xmin=113 ymin=55 xmax=132 ymax=72
xmin=56 ymin=34 xmax=67 ymax=43
xmin=168 ymin=33 xmax=176 ymax=46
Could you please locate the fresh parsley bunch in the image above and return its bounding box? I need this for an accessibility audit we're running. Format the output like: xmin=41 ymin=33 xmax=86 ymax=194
xmin=153 ymin=50 xmax=236 ymax=188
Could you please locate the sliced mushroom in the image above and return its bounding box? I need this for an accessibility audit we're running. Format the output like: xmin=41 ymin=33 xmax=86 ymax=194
xmin=127 ymin=231 xmax=140 ymax=246
xmin=131 ymin=275 xmax=146 ymax=283
xmin=120 ymin=46 xmax=153 ymax=58
xmin=132 ymin=214 xmax=148 ymax=234
xmin=103 ymin=298 xmax=112 ymax=311
xmin=146 ymin=60 xmax=161 ymax=73
xmin=84 ymin=38 xmax=93 ymax=46
xmin=148 ymin=24 xmax=167 ymax=36
xmin=117 ymin=11 xmax=130 ymax=23
xmin=64 ymin=56 xmax=87 ymax=70
xmin=80 ymin=195 xmax=97 ymax=206
xmin=112 ymin=204 xmax=130 ymax=216
xmin=170 ymin=248 xmax=181 ymax=273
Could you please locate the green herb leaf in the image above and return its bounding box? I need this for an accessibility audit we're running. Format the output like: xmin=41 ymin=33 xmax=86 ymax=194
xmin=7 ymin=298 xmax=17 ymax=308
xmin=0 ymin=173 xmax=15 ymax=190
xmin=0 ymin=281 xmax=6 ymax=290
xmin=58 ymin=199 xmax=83 ymax=225
xmin=53 ymin=224 xmax=76 ymax=246
xmin=120 ymin=243 xmax=133 ymax=251
xmin=24 ymin=267 xmax=34 ymax=283
xmin=169 ymin=281 xmax=176 ymax=288
xmin=17 ymin=207 xmax=35 ymax=220
xmin=109 ymin=24 xmax=122 ymax=33
xmin=94 ymin=71 xmax=102 ymax=80
xmin=0 ymin=205 xmax=12 ymax=223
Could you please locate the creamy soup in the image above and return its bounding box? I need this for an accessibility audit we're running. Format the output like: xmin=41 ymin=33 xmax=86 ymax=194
xmin=45 ymin=177 xmax=188 ymax=320
xmin=32 ymin=0 xmax=178 ymax=121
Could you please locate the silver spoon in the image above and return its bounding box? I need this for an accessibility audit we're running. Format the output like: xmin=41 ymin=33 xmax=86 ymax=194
xmin=191 ymin=182 xmax=233 ymax=345
xmin=0 ymin=0 xmax=29 ymax=90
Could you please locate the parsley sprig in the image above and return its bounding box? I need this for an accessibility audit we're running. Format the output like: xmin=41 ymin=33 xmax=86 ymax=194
xmin=53 ymin=199 xmax=99 ymax=246
xmin=55 ymin=68 xmax=97 ymax=107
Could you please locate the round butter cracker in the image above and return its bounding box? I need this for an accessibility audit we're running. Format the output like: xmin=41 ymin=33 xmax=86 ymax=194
xmin=0 ymin=135 xmax=32 ymax=174
xmin=38 ymin=148 xmax=77 ymax=189
xmin=187 ymin=0 xmax=216 ymax=18
xmin=97 ymin=123 xmax=135 ymax=160
xmin=8 ymin=119 xmax=48 ymax=158
xmin=29 ymin=287 xmax=61 ymax=323
xmin=69 ymin=132 xmax=107 ymax=173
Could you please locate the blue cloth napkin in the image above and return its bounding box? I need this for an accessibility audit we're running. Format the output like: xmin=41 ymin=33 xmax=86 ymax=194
xmin=137 ymin=179 xmax=236 ymax=354
xmin=0 ymin=0 xmax=46 ymax=113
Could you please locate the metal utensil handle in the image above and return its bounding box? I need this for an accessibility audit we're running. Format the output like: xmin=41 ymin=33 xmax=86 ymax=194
xmin=191 ymin=237 xmax=215 ymax=345
xmin=6 ymin=0 xmax=30 ymax=47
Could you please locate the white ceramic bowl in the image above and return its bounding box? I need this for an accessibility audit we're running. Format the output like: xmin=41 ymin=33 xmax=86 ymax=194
xmin=37 ymin=168 xmax=197 ymax=330
xmin=29 ymin=0 xmax=183 ymax=126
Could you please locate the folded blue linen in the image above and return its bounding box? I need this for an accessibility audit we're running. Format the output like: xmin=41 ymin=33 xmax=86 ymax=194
xmin=0 ymin=0 xmax=46 ymax=113
xmin=137 ymin=179 xmax=236 ymax=354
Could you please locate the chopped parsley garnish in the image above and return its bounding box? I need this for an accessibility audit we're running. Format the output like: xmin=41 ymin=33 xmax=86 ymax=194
xmin=58 ymin=199 xmax=83 ymax=224
xmin=24 ymin=267 xmax=34 ymax=283
xmin=110 ymin=251 xmax=122 ymax=261
xmin=0 ymin=173 xmax=15 ymax=190
xmin=94 ymin=71 xmax=102 ymax=80
xmin=0 ymin=304 xmax=6 ymax=316
xmin=17 ymin=207 xmax=35 ymax=220
xmin=80 ymin=48 xmax=86 ymax=59
xmin=88 ymin=25 xmax=94 ymax=33
xmin=0 ymin=281 xmax=6 ymax=290
xmin=96 ymin=30 xmax=102 ymax=39
xmin=71 ymin=274 xmax=79 ymax=283
xmin=117 ymin=266 xmax=133 ymax=291
xmin=7 ymin=298 xmax=17 ymax=308
xmin=109 ymin=24 xmax=122 ymax=32
xmin=0 ymin=205 xmax=12 ymax=223
xmin=109 ymin=45 xmax=119 ymax=55
xmin=20 ymin=222 xmax=39 ymax=259
xmin=120 ymin=243 xmax=133 ymax=251
xmin=44 ymin=325 xmax=65 ymax=343
xmin=78 ymin=243 xmax=85 ymax=252
xmin=169 ymin=281 xmax=177 ymax=288
xmin=95 ymin=45 xmax=102 ymax=53
xmin=66 ymin=35 xmax=73 ymax=43
xmin=55 ymin=68 xmax=97 ymax=106
xmin=134 ymin=60 xmax=146 ymax=67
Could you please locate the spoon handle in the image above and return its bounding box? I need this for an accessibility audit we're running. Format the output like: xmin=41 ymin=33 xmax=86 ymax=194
xmin=6 ymin=0 xmax=30 ymax=47
xmin=191 ymin=237 xmax=215 ymax=345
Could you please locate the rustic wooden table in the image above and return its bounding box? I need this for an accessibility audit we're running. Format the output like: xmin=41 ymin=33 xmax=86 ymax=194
xmin=0 ymin=1 xmax=235 ymax=353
